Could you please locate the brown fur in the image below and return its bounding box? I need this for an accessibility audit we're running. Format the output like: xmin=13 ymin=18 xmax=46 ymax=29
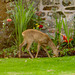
xmin=19 ymin=29 xmax=58 ymax=58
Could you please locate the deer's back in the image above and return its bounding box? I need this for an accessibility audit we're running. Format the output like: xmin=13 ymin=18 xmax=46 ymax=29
xmin=22 ymin=29 xmax=50 ymax=43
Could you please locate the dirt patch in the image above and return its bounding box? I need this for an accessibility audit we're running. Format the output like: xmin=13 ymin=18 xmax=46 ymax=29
xmin=20 ymin=50 xmax=48 ymax=58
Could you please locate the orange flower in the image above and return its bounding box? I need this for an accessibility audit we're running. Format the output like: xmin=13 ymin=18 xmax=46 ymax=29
xmin=7 ymin=19 xmax=12 ymax=22
xmin=63 ymin=38 xmax=73 ymax=43
xmin=64 ymin=39 xmax=68 ymax=43
xmin=63 ymin=35 xmax=67 ymax=40
xmin=60 ymin=33 xmax=73 ymax=43
xmin=69 ymin=38 xmax=73 ymax=42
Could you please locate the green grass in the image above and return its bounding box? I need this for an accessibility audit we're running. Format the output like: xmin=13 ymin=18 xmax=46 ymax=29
xmin=0 ymin=56 xmax=75 ymax=75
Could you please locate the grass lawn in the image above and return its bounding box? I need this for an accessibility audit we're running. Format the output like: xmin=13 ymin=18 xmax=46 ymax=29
xmin=0 ymin=56 xmax=75 ymax=75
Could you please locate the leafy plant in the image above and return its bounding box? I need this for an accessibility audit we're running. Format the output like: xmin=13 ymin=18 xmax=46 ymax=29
xmin=32 ymin=11 xmax=44 ymax=24
xmin=62 ymin=19 xmax=73 ymax=48
xmin=28 ymin=12 xmax=45 ymax=30
xmin=12 ymin=0 xmax=35 ymax=47
xmin=0 ymin=51 xmax=3 ymax=56
xmin=54 ymin=17 xmax=62 ymax=45
xmin=46 ymin=46 xmax=53 ymax=56
xmin=23 ymin=42 xmax=38 ymax=54
xmin=2 ymin=45 xmax=17 ymax=57
xmin=62 ymin=19 xmax=70 ymax=43
xmin=59 ymin=48 xmax=75 ymax=57
xmin=47 ymin=17 xmax=62 ymax=46
xmin=30 ymin=42 xmax=38 ymax=53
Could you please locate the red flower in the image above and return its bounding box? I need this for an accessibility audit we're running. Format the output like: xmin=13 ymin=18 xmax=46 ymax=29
xmin=63 ymin=35 xmax=67 ymax=40
xmin=64 ymin=38 xmax=73 ymax=43
xmin=60 ymin=33 xmax=73 ymax=43
xmin=69 ymin=38 xmax=73 ymax=42
xmin=7 ymin=19 xmax=12 ymax=22
xmin=64 ymin=39 xmax=68 ymax=43
xmin=39 ymin=25 xmax=43 ymax=29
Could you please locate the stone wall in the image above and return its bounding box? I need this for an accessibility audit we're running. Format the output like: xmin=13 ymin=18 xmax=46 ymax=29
xmin=2 ymin=0 xmax=75 ymax=22
xmin=30 ymin=0 xmax=75 ymax=35
xmin=1 ymin=0 xmax=75 ymax=30
xmin=38 ymin=0 xmax=75 ymax=22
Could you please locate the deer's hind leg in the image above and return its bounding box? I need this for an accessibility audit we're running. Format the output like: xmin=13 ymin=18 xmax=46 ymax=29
xmin=35 ymin=43 xmax=41 ymax=58
xmin=19 ymin=40 xmax=26 ymax=58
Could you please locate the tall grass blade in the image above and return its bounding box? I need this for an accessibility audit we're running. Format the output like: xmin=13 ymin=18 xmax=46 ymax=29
xmin=62 ymin=19 xmax=70 ymax=44
xmin=12 ymin=0 xmax=35 ymax=47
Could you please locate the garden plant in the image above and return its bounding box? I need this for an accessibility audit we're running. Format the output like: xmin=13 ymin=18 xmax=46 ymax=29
xmin=12 ymin=0 xmax=35 ymax=48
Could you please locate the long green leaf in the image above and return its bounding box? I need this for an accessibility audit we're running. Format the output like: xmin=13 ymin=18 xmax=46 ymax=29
xmin=12 ymin=0 xmax=35 ymax=46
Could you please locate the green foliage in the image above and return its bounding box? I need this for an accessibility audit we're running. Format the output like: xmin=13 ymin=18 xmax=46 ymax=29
xmin=62 ymin=19 xmax=71 ymax=43
xmin=28 ymin=13 xmax=45 ymax=30
xmin=48 ymin=50 xmax=53 ymax=56
xmin=30 ymin=42 xmax=38 ymax=53
xmin=12 ymin=0 xmax=35 ymax=47
xmin=63 ymin=48 xmax=69 ymax=56
xmin=0 ymin=51 xmax=3 ymax=56
xmin=47 ymin=17 xmax=62 ymax=46
xmin=46 ymin=46 xmax=53 ymax=56
xmin=32 ymin=14 xmax=44 ymax=25
xmin=62 ymin=18 xmax=74 ymax=48
xmin=59 ymin=42 xmax=73 ymax=49
xmin=55 ymin=17 xmax=62 ymax=45
xmin=23 ymin=42 xmax=38 ymax=53
xmin=2 ymin=46 xmax=17 ymax=57
xmin=59 ymin=48 xmax=75 ymax=56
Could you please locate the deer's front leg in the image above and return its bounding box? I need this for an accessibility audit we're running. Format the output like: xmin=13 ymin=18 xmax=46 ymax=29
xmin=35 ymin=43 xmax=40 ymax=58
xmin=26 ymin=42 xmax=34 ymax=58
xmin=42 ymin=46 xmax=50 ymax=58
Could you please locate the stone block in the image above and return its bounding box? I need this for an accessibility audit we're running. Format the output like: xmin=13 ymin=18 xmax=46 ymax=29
xmin=41 ymin=12 xmax=45 ymax=17
xmin=42 ymin=0 xmax=54 ymax=5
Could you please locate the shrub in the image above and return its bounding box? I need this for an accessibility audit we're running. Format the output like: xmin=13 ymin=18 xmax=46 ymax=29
xmin=1 ymin=46 xmax=17 ymax=58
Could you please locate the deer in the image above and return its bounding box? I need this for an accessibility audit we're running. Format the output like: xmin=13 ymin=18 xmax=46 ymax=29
xmin=19 ymin=29 xmax=58 ymax=58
